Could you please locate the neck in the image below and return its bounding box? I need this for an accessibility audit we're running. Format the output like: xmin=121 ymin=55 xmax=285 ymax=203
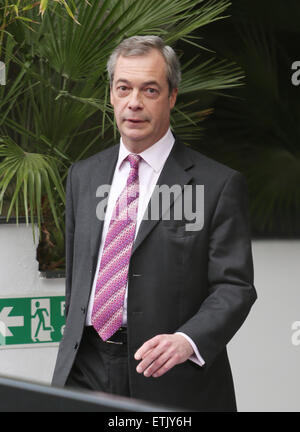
xmin=121 ymin=128 xmax=170 ymax=154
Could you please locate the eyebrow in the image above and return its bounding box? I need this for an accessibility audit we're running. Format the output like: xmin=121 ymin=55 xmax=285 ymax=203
xmin=115 ymin=79 xmax=161 ymax=89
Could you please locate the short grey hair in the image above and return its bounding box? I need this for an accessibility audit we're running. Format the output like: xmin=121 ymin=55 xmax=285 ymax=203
xmin=107 ymin=35 xmax=181 ymax=93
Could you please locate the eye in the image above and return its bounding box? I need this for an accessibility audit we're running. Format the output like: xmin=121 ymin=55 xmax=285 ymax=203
xmin=145 ymin=88 xmax=158 ymax=94
xmin=144 ymin=87 xmax=159 ymax=98
xmin=117 ymin=85 xmax=129 ymax=92
xmin=116 ymin=85 xmax=130 ymax=96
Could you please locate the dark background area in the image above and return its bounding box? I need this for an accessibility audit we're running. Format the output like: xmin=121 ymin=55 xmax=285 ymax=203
xmin=185 ymin=0 xmax=300 ymax=237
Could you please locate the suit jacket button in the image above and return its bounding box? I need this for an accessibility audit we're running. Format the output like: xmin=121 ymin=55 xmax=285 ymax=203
xmin=74 ymin=342 xmax=79 ymax=350
xmin=81 ymin=306 xmax=86 ymax=314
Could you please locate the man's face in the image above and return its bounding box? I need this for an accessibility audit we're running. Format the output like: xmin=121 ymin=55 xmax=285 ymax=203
xmin=110 ymin=49 xmax=177 ymax=152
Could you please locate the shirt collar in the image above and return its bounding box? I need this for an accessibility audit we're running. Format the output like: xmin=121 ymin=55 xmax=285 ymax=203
xmin=117 ymin=128 xmax=175 ymax=173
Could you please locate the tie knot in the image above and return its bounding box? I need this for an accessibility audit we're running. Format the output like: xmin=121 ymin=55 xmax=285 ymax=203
xmin=127 ymin=153 xmax=141 ymax=170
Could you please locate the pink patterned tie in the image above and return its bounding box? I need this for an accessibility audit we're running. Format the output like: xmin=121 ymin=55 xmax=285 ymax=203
xmin=91 ymin=154 xmax=141 ymax=340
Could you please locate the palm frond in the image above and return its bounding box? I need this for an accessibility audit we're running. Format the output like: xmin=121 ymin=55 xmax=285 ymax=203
xmin=180 ymin=57 xmax=244 ymax=94
xmin=0 ymin=136 xmax=65 ymax=237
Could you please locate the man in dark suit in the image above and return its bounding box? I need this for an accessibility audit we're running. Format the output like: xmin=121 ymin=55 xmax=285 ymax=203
xmin=52 ymin=35 xmax=257 ymax=412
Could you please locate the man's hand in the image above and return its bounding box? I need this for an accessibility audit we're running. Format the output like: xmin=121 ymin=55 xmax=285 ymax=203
xmin=134 ymin=334 xmax=194 ymax=378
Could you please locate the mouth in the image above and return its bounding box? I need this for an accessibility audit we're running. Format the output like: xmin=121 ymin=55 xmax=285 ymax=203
xmin=125 ymin=118 xmax=146 ymax=124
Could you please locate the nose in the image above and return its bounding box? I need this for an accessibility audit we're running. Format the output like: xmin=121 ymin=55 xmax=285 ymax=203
xmin=128 ymin=89 xmax=143 ymax=111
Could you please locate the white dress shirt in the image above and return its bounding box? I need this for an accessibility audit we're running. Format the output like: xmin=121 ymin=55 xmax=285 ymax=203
xmin=86 ymin=128 xmax=204 ymax=366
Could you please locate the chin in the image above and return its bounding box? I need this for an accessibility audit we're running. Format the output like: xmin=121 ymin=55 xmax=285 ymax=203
xmin=123 ymin=130 xmax=150 ymax=143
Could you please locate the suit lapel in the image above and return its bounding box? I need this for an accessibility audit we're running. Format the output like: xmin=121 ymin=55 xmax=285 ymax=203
xmin=132 ymin=139 xmax=194 ymax=255
xmin=89 ymin=145 xmax=119 ymax=264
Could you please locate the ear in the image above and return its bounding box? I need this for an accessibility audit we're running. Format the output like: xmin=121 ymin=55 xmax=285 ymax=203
xmin=169 ymin=88 xmax=178 ymax=109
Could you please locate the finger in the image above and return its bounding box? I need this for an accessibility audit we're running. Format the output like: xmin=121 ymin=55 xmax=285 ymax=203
xmin=140 ymin=347 xmax=154 ymax=359
xmin=135 ymin=348 xmax=154 ymax=373
xmin=136 ymin=343 xmax=167 ymax=374
xmin=134 ymin=336 xmax=160 ymax=360
xmin=152 ymin=355 xmax=179 ymax=378
xmin=143 ymin=350 xmax=172 ymax=377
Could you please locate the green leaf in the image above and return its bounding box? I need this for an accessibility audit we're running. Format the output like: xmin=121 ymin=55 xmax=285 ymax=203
xmin=0 ymin=137 xmax=65 ymax=231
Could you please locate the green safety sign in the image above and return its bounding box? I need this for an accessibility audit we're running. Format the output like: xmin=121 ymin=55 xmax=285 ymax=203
xmin=0 ymin=295 xmax=66 ymax=348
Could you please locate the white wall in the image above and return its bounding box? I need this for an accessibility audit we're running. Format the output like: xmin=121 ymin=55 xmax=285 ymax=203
xmin=228 ymin=240 xmax=300 ymax=412
xmin=0 ymin=224 xmax=64 ymax=384
xmin=0 ymin=224 xmax=300 ymax=410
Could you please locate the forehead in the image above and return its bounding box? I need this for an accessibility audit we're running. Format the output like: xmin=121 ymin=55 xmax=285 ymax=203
xmin=113 ymin=49 xmax=168 ymax=85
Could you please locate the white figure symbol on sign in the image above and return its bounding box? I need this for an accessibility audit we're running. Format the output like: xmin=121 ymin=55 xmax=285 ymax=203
xmin=0 ymin=321 xmax=6 ymax=346
xmin=31 ymin=299 xmax=54 ymax=342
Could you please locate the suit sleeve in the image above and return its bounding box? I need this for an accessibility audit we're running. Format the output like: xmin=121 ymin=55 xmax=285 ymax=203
xmin=64 ymin=164 xmax=75 ymax=318
xmin=176 ymin=171 xmax=257 ymax=368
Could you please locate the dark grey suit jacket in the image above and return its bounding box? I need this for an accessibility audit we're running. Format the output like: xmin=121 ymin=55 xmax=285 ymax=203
xmin=52 ymin=138 xmax=257 ymax=412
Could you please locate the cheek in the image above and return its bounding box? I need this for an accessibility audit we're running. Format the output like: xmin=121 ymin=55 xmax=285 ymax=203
xmin=153 ymin=102 xmax=170 ymax=120
xmin=113 ymin=103 xmax=125 ymax=120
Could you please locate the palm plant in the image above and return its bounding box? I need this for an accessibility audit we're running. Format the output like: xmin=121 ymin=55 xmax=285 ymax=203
xmin=0 ymin=0 xmax=244 ymax=271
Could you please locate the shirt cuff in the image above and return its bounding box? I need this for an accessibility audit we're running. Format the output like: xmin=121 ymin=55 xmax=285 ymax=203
xmin=175 ymin=332 xmax=205 ymax=367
